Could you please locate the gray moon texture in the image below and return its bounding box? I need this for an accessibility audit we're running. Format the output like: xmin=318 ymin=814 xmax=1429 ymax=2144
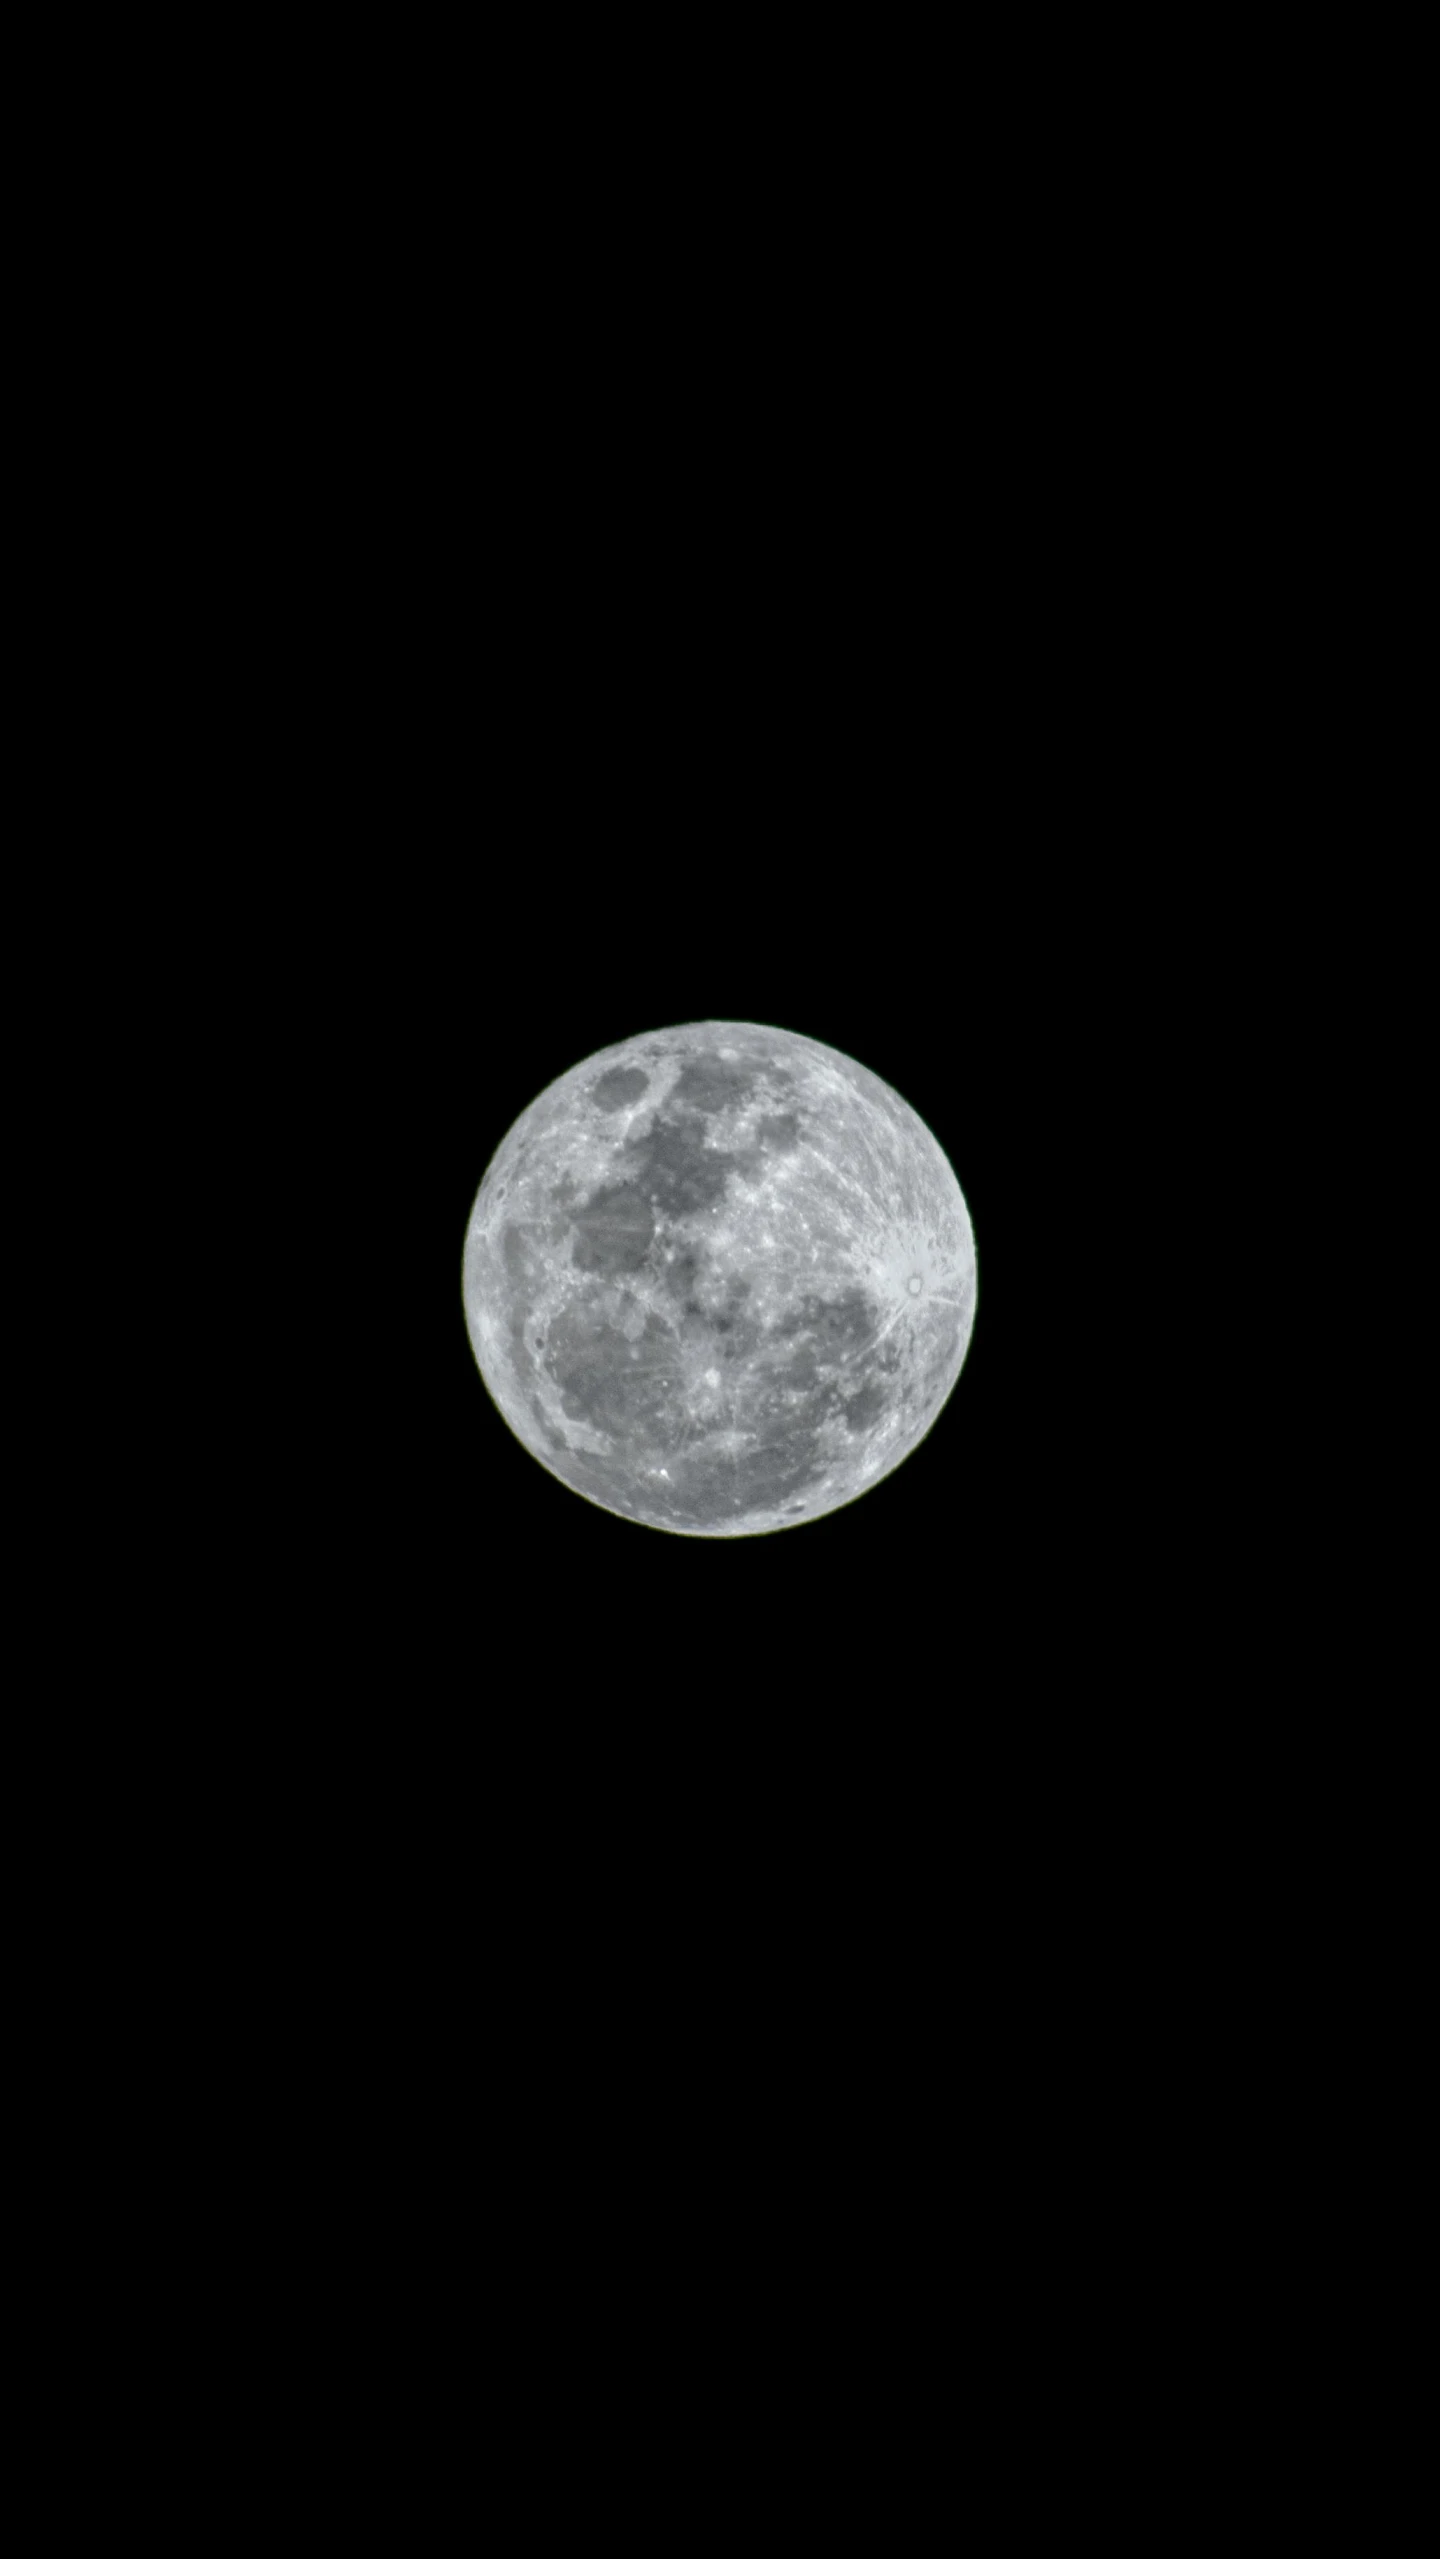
xmin=461 ymin=1022 xmax=977 ymax=1538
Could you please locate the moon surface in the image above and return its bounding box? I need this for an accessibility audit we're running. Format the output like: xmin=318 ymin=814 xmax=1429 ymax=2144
xmin=462 ymin=1022 xmax=977 ymax=1537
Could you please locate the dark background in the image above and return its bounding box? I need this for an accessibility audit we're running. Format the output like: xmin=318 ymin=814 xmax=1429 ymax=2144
xmin=46 ymin=26 xmax=1370 ymax=2477
xmin=138 ymin=45 xmax=1268 ymax=2324
xmin=148 ymin=61 xmax=1236 ymax=2099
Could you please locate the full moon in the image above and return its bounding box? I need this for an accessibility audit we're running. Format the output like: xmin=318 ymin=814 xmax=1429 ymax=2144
xmin=461 ymin=1022 xmax=977 ymax=1537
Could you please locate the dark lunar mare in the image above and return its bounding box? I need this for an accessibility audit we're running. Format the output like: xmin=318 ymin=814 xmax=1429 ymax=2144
xmin=590 ymin=1067 xmax=649 ymax=1111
